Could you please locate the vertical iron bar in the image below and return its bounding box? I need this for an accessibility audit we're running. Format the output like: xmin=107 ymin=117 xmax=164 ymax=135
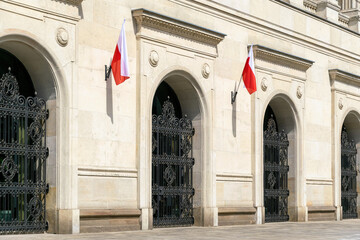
xmin=24 ymin=100 xmax=28 ymax=226
xmin=178 ymin=133 xmax=181 ymax=188
xmin=43 ymin=107 xmax=47 ymax=228
xmin=156 ymin=130 xmax=160 ymax=223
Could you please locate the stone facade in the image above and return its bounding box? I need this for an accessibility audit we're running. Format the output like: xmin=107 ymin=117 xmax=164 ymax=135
xmin=0 ymin=0 xmax=359 ymax=234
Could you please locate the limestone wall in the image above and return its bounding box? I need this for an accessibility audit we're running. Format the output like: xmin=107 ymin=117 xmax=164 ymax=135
xmin=0 ymin=0 xmax=360 ymax=233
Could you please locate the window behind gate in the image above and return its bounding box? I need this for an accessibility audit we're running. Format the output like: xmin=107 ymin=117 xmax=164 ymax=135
xmin=0 ymin=68 xmax=48 ymax=234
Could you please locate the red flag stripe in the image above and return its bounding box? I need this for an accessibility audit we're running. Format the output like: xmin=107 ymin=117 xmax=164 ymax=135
xmin=242 ymin=57 xmax=257 ymax=94
xmin=242 ymin=45 xmax=257 ymax=95
xmin=111 ymin=20 xmax=130 ymax=85
xmin=111 ymin=46 xmax=129 ymax=85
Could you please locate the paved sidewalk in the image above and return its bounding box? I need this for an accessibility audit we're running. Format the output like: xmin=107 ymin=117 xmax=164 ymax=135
xmin=1 ymin=220 xmax=360 ymax=240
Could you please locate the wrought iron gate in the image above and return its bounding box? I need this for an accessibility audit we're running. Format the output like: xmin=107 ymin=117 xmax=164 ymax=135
xmin=341 ymin=127 xmax=358 ymax=219
xmin=152 ymin=99 xmax=195 ymax=227
xmin=0 ymin=68 xmax=48 ymax=234
xmin=263 ymin=115 xmax=289 ymax=222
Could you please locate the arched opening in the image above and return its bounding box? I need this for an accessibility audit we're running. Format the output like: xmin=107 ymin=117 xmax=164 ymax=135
xmin=151 ymin=71 xmax=202 ymax=227
xmin=341 ymin=112 xmax=360 ymax=219
xmin=263 ymin=95 xmax=297 ymax=222
xmin=0 ymin=34 xmax=59 ymax=233
xmin=0 ymin=38 xmax=56 ymax=101
xmin=0 ymin=48 xmax=48 ymax=234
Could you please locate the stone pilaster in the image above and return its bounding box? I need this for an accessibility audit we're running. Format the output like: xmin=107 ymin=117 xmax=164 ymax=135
xmin=57 ymin=209 xmax=80 ymax=234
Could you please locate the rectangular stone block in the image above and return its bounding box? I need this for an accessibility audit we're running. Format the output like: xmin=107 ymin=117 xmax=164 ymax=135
xmin=308 ymin=206 xmax=336 ymax=221
xmin=80 ymin=209 xmax=141 ymax=233
xmin=218 ymin=207 xmax=256 ymax=226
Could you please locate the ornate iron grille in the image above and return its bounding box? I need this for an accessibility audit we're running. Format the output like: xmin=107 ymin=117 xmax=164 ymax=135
xmin=152 ymin=99 xmax=195 ymax=227
xmin=341 ymin=127 xmax=358 ymax=219
xmin=263 ymin=115 xmax=289 ymax=222
xmin=0 ymin=68 xmax=48 ymax=234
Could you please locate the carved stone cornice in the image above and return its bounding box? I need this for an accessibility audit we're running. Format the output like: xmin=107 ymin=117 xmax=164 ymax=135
xmin=251 ymin=45 xmax=314 ymax=72
xmin=52 ymin=0 xmax=83 ymax=5
xmin=304 ymin=0 xmax=318 ymax=12
xmin=341 ymin=9 xmax=360 ymax=20
xmin=329 ymin=69 xmax=360 ymax=87
xmin=339 ymin=12 xmax=350 ymax=25
xmin=132 ymin=8 xmax=226 ymax=46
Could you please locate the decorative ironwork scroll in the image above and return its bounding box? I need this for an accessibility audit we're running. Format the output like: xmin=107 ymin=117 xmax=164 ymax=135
xmin=0 ymin=68 xmax=48 ymax=234
xmin=341 ymin=127 xmax=358 ymax=219
xmin=152 ymin=99 xmax=195 ymax=227
xmin=263 ymin=115 xmax=289 ymax=222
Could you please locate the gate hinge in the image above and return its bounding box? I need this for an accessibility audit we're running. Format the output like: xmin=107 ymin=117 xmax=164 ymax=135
xmin=46 ymin=183 xmax=49 ymax=194
xmin=192 ymin=128 xmax=195 ymax=136
xmin=46 ymin=109 xmax=49 ymax=120
xmin=45 ymin=221 xmax=49 ymax=231
xmin=46 ymin=147 xmax=49 ymax=158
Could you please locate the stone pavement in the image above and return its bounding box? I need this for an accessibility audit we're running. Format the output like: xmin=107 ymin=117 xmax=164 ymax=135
xmin=2 ymin=220 xmax=360 ymax=240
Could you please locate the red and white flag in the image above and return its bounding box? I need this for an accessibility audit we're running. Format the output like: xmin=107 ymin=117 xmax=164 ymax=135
xmin=242 ymin=45 xmax=257 ymax=94
xmin=111 ymin=20 xmax=130 ymax=85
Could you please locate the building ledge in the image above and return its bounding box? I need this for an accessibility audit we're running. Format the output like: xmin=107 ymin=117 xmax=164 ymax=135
xmin=218 ymin=207 xmax=257 ymax=214
xmin=80 ymin=209 xmax=141 ymax=218
xmin=329 ymin=69 xmax=360 ymax=86
xmin=304 ymin=0 xmax=318 ymax=12
xmin=271 ymin=0 xmax=360 ymax=35
xmin=132 ymin=8 xmax=226 ymax=46
xmin=52 ymin=0 xmax=83 ymax=5
xmin=339 ymin=12 xmax=350 ymax=26
xmin=308 ymin=206 xmax=336 ymax=212
xmin=251 ymin=45 xmax=314 ymax=72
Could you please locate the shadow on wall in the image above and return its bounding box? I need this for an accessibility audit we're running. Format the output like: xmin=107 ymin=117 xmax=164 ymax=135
xmin=106 ymin=73 xmax=114 ymax=123
xmin=232 ymin=99 xmax=237 ymax=138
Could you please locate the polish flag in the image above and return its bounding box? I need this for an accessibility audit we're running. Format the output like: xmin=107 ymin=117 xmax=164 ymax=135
xmin=242 ymin=45 xmax=257 ymax=94
xmin=111 ymin=20 xmax=130 ymax=85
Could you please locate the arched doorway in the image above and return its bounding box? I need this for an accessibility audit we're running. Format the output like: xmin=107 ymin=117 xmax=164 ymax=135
xmin=262 ymin=94 xmax=299 ymax=223
xmin=341 ymin=112 xmax=360 ymax=219
xmin=151 ymin=81 xmax=195 ymax=227
xmin=263 ymin=106 xmax=289 ymax=222
xmin=0 ymin=49 xmax=48 ymax=233
xmin=0 ymin=33 xmax=76 ymax=234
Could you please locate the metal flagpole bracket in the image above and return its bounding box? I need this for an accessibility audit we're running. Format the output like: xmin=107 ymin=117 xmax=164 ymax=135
xmin=231 ymin=91 xmax=237 ymax=105
xmin=231 ymin=75 xmax=242 ymax=105
xmin=105 ymin=65 xmax=112 ymax=81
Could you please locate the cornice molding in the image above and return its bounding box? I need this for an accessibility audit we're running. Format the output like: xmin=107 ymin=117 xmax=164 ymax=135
xmin=132 ymin=8 xmax=226 ymax=46
xmin=271 ymin=0 xmax=360 ymax=36
xmin=52 ymin=0 xmax=83 ymax=6
xmin=304 ymin=0 xmax=317 ymax=12
xmin=339 ymin=12 xmax=350 ymax=26
xmin=341 ymin=9 xmax=360 ymax=24
xmin=251 ymin=45 xmax=314 ymax=71
xmin=329 ymin=69 xmax=360 ymax=86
